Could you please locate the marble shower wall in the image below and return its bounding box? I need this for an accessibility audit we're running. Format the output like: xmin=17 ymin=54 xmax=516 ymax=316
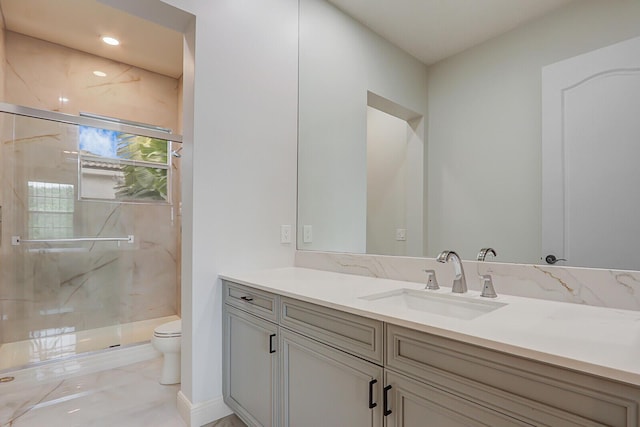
xmin=0 ymin=113 xmax=180 ymax=344
xmin=0 ymin=28 xmax=182 ymax=344
xmin=295 ymin=251 xmax=640 ymax=312
xmin=4 ymin=31 xmax=179 ymax=132
xmin=0 ymin=17 xmax=5 ymax=102
xmin=0 ymin=23 xmax=4 ymax=343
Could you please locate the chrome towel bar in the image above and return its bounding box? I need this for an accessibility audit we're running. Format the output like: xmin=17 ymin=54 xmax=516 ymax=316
xmin=11 ymin=235 xmax=134 ymax=245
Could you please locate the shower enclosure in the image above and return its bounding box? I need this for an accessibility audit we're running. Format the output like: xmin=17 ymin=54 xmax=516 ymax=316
xmin=0 ymin=103 xmax=182 ymax=371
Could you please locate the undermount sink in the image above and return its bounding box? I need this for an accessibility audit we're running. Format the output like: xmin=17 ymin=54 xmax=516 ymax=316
xmin=359 ymin=288 xmax=507 ymax=320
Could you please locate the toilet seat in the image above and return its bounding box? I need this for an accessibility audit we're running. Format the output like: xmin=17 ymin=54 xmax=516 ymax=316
xmin=154 ymin=319 xmax=181 ymax=338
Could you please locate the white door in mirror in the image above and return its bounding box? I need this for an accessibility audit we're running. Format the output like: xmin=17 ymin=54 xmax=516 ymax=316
xmin=542 ymin=35 xmax=640 ymax=270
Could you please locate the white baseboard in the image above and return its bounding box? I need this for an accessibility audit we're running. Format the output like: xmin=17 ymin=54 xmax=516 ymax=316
xmin=177 ymin=391 xmax=233 ymax=427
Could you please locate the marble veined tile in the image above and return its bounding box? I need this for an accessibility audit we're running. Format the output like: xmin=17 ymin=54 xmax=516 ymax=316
xmin=0 ymin=20 xmax=5 ymax=102
xmin=295 ymin=251 xmax=640 ymax=311
xmin=204 ymin=414 xmax=247 ymax=427
xmin=1 ymin=349 xmax=245 ymax=426
xmin=0 ymin=28 xmax=181 ymax=362
xmin=1 ymin=133 xmax=180 ymax=344
xmin=0 ymin=315 xmax=177 ymax=371
xmin=5 ymin=31 xmax=179 ymax=132
xmin=0 ymin=357 xmax=185 ymax=427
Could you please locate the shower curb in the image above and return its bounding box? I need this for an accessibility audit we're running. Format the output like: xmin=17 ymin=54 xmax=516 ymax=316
xmin=0 ymin=342 xmax=160 ymax=393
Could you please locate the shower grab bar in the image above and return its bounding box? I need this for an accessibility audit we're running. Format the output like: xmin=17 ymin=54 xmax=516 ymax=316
xmin=11 ymin=235 xmax=134 ymax=246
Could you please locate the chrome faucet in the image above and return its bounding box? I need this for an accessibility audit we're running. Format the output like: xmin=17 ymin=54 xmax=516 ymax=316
xmin=423 ymin=269 xmax=439 ymax=290
xmin=477 ymin=247 xmax=497 ymax=261
xmin=479 ymin=274 xmax=497 ymax=298
xmin=436 ymin=250 xmax=467 ymax=293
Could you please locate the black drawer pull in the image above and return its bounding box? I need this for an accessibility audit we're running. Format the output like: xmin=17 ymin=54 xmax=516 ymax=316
xmin=383 ymin=385 xmax=392 ymax=416
xmin=269 ymin=333 xmax=276 ymax=353
xmin=240 ymin=296 xmax=254 ymax=302
xmin=368 ymin=379 xmax=378 ymax=409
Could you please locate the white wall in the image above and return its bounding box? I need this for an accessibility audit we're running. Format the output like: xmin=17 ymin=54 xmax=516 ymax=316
xmin=103 ymin=0 xmax=298 ymax=424
xmin=426 ymin=0 xmax=640 ymax=263
xmin=297 ymin=0 xmax=427 ymax=254
xmin=366 ymin=107 xmax=407 ymax=256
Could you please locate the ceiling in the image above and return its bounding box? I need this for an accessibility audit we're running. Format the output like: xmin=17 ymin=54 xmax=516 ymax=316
xmin=0 ymin=0 xmax=183 ymax=78
xmin=328 ymin=0 xmax=575 ymax=65
xmin=0 ymin=0 xmax=575 ymax=78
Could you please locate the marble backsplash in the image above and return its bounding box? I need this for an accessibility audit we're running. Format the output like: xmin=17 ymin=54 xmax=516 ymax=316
xmin=295 ymin=251 xmax=640 ymax=312
xmin=0 ymin=111 xmax=180 ymax=344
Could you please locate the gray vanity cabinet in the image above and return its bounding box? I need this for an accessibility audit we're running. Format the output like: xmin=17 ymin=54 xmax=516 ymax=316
xmin=223 ymin=282 xmax=280 ymax=427
xmin=384 ymin=370 xmax=531 ymax=427
xmin=386 ymin=323 xmax=640 ymax=427
xmin=280 ymin=329 xmax=383 ymax=427
xmin=223 ymin=280 xmax=640 ymax=427
xmin=223 ymin=280 xmax=385 ymax=427
xmin=279 ymin=296 xmax=385 ymax=427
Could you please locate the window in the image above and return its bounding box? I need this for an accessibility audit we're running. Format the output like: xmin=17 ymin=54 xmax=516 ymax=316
xmin=28 ymin=181 xmax=75 ymax=239
xmin=78 ymin=126 xmax=171 ymax=203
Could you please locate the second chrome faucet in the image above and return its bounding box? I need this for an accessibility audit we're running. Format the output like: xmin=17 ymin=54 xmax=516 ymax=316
xmin=436 ymin=250 xmax=467 ymax=293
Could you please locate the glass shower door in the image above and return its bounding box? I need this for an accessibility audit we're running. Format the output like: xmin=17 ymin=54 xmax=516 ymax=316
xmin=0 ymin=109 xmax=181 ymax=370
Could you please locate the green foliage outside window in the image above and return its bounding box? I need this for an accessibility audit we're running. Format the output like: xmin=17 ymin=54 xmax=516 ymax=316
xmin=115 ymin=135 xmax=169 ymax=201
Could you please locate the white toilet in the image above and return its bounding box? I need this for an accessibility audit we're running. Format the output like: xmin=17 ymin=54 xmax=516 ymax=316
xmin=152 ymin=319 xmax=182 ymax=385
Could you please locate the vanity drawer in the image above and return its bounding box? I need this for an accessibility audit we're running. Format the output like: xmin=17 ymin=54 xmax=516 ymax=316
xmin=280 ymin=296 xmax=383 ymax=364
xmin=223 ymin=280 xmax=279 ymax=323
xmin=386 ymin=323 xmax=640 ymax=427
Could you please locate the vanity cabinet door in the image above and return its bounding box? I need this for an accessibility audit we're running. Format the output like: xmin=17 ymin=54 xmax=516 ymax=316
xmin=223 ymin=305 xmax=279 ymax=427
xmin=280 ymin=329 xmax=383 ymax=427
xmin=386 ymin=324 xmax=640 ymax=426
xmin=384 ymin=370 xmax=531 ymax=427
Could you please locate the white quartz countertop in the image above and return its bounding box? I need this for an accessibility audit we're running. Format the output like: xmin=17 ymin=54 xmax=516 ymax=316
xmin=220 ymin=267 xmax=640 ymax=387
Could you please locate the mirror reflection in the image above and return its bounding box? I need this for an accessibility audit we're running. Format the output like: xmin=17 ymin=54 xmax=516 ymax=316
xmin=297 ymin=0 xmax=640 ymax=270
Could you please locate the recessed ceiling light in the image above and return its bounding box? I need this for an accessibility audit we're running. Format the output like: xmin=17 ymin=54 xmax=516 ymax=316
xmin=93 ymin=70 xmax=107 ymax=77
xmin=101 ymin=36 xmax=120 ymax=46
xmin=59 ymin=97 xmax=69 ymax=103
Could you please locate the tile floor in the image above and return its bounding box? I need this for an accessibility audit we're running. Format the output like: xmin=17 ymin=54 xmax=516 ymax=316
xmin=204 ymin=414 xmax=246 ymax=427
xmin=0 ymin=355 xmax=245 ymax=427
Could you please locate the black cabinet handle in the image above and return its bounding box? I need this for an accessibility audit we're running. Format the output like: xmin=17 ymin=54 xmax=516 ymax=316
xmin=383 ymin=385 xmax=392 ymax=416
xmin=368 ymin=379 xmax=378 ymax=409
xmin=240 ymin=296 xmax=254 ymax=302
xmin=269 ymin=333 xmax=276 ymax=354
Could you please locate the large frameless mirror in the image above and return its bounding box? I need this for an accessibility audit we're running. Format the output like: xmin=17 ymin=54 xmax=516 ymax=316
xmin=297 ymin=0 xmax=640 ymax=271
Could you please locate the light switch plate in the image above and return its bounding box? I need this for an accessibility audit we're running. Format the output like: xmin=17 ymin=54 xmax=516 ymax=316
xmin=280 ymin=225 xmax=292 ymax=244
xmin=303 ymin=225 xmax=313 ymax=243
